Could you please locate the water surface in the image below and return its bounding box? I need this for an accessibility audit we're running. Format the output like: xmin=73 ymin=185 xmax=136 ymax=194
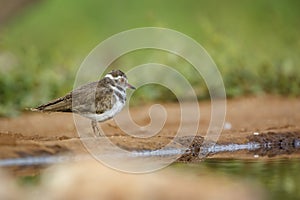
xmin=173 ymin=158 xmax=300 ymax=200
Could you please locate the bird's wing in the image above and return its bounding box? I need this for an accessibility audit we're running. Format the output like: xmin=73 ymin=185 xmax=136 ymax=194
xmin=34 ymin=80 xmax=115 ymax=114
xmin=72 ymin=81 xmax=115 ymax=114
xmin=33 ymin=83 xmax=98 ymax=112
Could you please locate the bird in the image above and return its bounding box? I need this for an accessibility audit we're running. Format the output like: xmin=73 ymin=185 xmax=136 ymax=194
xmin=32 ymin=69 xmax=135 ymax=136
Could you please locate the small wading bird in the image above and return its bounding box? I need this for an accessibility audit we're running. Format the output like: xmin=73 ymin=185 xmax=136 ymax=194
xmin=32 ymin=70 xmax=135 ymax=136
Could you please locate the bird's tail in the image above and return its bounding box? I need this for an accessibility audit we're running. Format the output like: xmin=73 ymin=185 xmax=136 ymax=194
xmin=29 ymin=95 xmax=72 ymax=113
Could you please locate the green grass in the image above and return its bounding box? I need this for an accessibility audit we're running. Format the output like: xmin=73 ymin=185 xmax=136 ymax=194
xmin=0 ymin=0 xmax=299 ymax=116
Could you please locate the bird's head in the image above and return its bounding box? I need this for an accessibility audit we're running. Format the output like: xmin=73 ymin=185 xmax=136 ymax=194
xmin=105 ymin=70 xmax=135 ymax=90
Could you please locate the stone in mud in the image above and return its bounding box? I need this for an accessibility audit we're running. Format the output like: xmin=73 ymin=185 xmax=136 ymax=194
xmin=174 ymin=136 xmax=205 ymax=162
xmin=248 ymin=131 xmax=300 ymax=157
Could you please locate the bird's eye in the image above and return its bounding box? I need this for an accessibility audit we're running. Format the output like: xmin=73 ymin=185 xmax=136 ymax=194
xmin=120 ymin=78 xmax=124 ymax=83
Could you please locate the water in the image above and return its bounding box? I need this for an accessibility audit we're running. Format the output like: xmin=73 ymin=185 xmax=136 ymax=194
xmin=0 ymin=142 xmax=260 ymax=167
xmin=1 ymin=135 xmax=299 ymax=199
xmin=173 ymin=158 xmax=300 ymax=200
xmin=11 ymin=156 xmax=300 ymax=199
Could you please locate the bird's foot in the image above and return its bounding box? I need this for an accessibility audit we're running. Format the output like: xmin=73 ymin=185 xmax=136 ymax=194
xmin=91 ymin=120 xmax=101 ymax=137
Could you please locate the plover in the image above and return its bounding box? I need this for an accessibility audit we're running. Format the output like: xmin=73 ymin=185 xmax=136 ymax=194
xmin=32 ymin=69 xmax=135 ymax=136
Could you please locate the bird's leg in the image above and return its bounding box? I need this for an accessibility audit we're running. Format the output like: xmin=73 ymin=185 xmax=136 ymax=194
xmin=91 ymin=120 xmax=101 ymax=137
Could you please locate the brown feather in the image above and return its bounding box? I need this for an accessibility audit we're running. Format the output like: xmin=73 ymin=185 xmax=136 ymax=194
xmin=33 ymin=77 xmax=115 ymax=114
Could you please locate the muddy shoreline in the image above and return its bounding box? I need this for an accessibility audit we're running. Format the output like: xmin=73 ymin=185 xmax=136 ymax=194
xmin=0 ymin=95 xmax=299 ymax=175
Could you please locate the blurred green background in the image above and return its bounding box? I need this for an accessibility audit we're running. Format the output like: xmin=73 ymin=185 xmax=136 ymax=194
xmin=0 ymin=0 xmax=299 ymax=116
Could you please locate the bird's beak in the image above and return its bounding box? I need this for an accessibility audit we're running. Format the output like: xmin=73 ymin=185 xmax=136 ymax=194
xmin=127 ymin=83 xmax=136 ymax=90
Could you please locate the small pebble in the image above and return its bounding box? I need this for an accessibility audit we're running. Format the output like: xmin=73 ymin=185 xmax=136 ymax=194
xmin=254 ymin=155 xmax=259 ymax=158
xmin=253 ymin=132 xmax=260 ymax=135
xmin=224 ymin=122 xmax=232 ymax=130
